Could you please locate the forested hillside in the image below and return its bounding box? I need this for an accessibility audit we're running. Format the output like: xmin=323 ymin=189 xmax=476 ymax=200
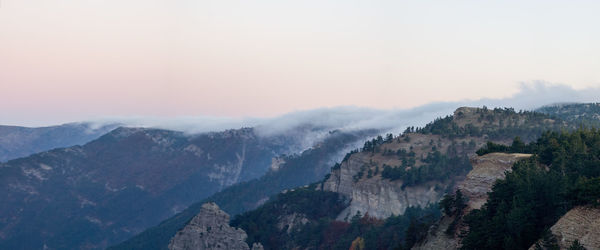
xmin=231 ymin=186 xmax=440 ymax=250
xmin=461 ymin=129 xmax=600 ymax=250
xmin=537 ymin=103 xmax=600 ymax=127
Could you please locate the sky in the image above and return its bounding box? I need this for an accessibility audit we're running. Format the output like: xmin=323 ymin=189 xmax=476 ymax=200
xmin=1 ymin=0 xmax=599 ymax=126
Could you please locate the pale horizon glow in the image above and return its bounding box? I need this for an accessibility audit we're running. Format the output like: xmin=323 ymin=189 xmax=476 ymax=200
xmin=1 ymin=0 xmax=599 ymax=126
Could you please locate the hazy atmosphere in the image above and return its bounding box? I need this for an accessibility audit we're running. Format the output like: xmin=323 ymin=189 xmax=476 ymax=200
xmin=2 ymin=0 xmax=599 ymax=126
xmin=2 ymin=2 xmax=600 ymax=250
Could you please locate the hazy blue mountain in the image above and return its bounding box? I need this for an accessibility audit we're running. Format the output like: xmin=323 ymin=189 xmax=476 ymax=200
xmin=109 ymin=129 xmax=375 ymax=250
xmin=0 ymin=123 xmax=119 ymax=162
xmin=0 ymin=125 xmax=378 ymax=250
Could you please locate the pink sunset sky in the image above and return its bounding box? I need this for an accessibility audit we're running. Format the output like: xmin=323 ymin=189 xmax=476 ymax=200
xmin=1 ymin=0 xmax=599 ymax=126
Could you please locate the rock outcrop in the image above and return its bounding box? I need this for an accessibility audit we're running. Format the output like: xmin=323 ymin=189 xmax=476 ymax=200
xmin=459 ymin=153 xmax=531 ymax=211
xmin=276 ymin=213 xmax=309 ymax=234
xmin=529 ymin=206 xmax=600 ymax=250
xmin=322 ymin=134 xmax=454 ymax=219
xmin=321 ymin=127 xmax=493 ymax=220
xmin=414 ymin=153 xmax=531 ymax=250
xmin=168 ymin=202 xmax=263 ymax=250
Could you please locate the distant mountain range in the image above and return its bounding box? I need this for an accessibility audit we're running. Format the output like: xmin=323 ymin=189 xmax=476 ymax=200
xmin=0 ymin=123 xmax=119 ymax=162
xmin=110 ymin=128 xmax=376 ymax=250
xmin=0 ymin=123 xmax=380 ymax=250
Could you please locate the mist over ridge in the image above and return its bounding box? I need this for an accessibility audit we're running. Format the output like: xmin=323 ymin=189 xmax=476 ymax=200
xmin=78 ymin=82 xmax=599 ymax=137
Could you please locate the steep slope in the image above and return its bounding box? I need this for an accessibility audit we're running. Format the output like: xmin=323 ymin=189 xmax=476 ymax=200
xmin=414 ymin=153 xmax=531 ymax=250
xmin=322 ymin=107 xmax=563 ymax=220
xmin=108 ymin=129 xmax=376 ymax=250
xmin=0 ymin=123 xmax=118 ymax=162
xmin=0 ymin=126 xmax=344 ymax=250
xmin=529 ymin=206 xmax=600 ymax=250
xmin=458 ymin=153 xmax=532 ymax=211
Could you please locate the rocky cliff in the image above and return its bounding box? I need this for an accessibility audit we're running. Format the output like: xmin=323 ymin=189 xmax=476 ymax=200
xmin=168 ymin=203 xmax=263 ymax=250
xmin=529 ymin=206 xmax=600 ymax=250
xmin=414 ymin=153 xmax=531 ymax=250
xmin=459 ymin=153 xmax=531 ymax=211
xmin=322 ymin=107 xmax=559 ymax=221
xmin=323 ymin=133 xmax=475 ymax=220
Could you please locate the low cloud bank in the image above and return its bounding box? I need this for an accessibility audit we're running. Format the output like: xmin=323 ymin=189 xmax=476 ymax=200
xmin=88 ymin=82 xmax=600 ymax=136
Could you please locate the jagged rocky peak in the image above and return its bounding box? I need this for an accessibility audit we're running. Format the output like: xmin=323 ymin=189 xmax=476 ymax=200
xmin=168 ymin=202 xmax=263 ymax=250
xmin=529 ymin=206 xmax=600 ymax=250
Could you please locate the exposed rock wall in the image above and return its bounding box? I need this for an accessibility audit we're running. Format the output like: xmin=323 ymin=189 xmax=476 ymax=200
xmin=322 ymin=139 xmax=451 ymax=219
xmin=414 ymin=153 xmax=531 ymax=250
xmin=529 ymin=206 xmax=600 ymax=250
xmin=459 ymin=153 xmax=531 ymax=211
xmin=168 ymin=203 xmax=262 ymax=250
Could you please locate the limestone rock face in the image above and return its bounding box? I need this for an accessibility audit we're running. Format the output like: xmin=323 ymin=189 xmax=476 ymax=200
xmin=414 ymin=153 xmax=531 ymax=250
xmin=321 ymin=129 xmax=494 ymax=220
xmin=323 ymin=146 xmax=447 ymax=220
xmin=529 ymin=206 xmax=600 ymax=250
xmin=459 ymin=153 xmax=531 ymax=211
xmin=168 ymin=202 xmax=261 ymax=250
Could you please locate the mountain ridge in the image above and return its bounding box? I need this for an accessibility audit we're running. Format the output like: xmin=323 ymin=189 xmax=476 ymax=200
xmin=0 ymin=124 xmax=376 ymax=249
xmin=115 ymin=105 xmax=590 ymax=250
